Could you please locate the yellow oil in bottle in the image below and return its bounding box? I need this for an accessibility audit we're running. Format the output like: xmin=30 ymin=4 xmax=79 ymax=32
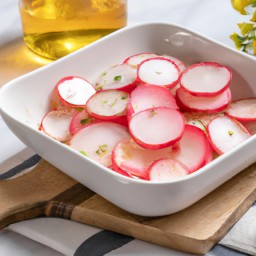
xmin=19 ymin=0 xmax=127 ymax=59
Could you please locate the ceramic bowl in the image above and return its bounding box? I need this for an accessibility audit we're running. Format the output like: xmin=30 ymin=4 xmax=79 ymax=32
xmin=1 ymin=23 xmax=256 ymax=216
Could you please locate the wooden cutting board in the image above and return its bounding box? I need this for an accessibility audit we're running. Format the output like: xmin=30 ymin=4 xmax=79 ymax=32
xmin=1 ymin=38 xmax=256 ymax=255
xmin=1 ymin=159 xmax=256 ymax=254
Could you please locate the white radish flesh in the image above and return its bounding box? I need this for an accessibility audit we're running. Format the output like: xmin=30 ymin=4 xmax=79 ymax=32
xmin=226 ymin=98 xmax=256 ymax=122
xmin=123 ymin=52 xmax=158 ymax=68
xmin=86 ymin=90 xmax=129 ymax=120
xmin=207 ymin=116 xmax=251 ymax=154
xmin=95 ymin=64 xmax=137 ymax=92
xmin=129 ymin=107 xmax=185 ymax=150
xmin=112 ymin=139 xmax=173 ymax=178
xmin=127 ymin=84 xmax=178 ymax=117
xmin=161 ymin=55 xmax=186 ymax=72
xmin=56 ymin=76 xmax=96 ymax=107
xmin=69 ymin=110 xmax=97 ymax=135
xmin=40 ymin=110 xmax=73 ymax=142
xmin=183 ymin=112 xmax=223 ymax=132
xmin=171 ymin=125 xmax=211 ymax=173
xmin=180 ymin=62 xmax=231 ymax=97
xmin=137 ymin=57 xmax=180 ymax=88
xmin=176 ymin=87 xmax=231 ymax=113
xmin=147 ymin=159 xmax=189 ymax=182
xmin=69 ymin=122 xmax=130 ymax=167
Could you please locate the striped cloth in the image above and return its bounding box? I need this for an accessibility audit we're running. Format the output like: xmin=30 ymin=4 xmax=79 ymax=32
xmin=0 ymin=151 xmax=252 ymax=256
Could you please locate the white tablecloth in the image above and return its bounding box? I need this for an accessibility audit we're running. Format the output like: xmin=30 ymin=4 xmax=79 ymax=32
xmin=0 ymin=1 xmax=253 ymax=255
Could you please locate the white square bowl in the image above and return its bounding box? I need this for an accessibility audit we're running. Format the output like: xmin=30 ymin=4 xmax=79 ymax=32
xmin=1 ymin=23 xmax=256 ymax=217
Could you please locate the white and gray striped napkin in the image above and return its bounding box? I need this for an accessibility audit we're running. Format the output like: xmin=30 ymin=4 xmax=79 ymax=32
xmin=0 ymin=149 xmax=253 ymax=256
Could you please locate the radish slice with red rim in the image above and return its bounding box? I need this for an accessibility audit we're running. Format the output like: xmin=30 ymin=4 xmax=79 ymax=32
xmin=137 ymin=57 xmax=180 ymax=89
xmin=129 ymin=107 xmax=185 ymax=150
xmin=207 ymin=115 xmax=251 ymax=154
xmin=69 ymin=122 xmax=130 ymax=167
xmin=54 ymin=76 xmax=96 ymax=108
xmin=183 ymin=112 xmax=223 ymax=132
xmin=176 ymin=87 xmax=231 ymax=113
xmin=127 ymin=84 xmax=178 ymax=117
xmin=86 ymin=90 xmax=129 ymax=121
xmin=171 ymin=125 xmax=212 ymax=173
xmin=95 ymin=64 xmax=137 ymax=92
xmin=242 ymin=121 xmax=256 ymax=135
xmin=69 ymin=109 xmax=98 ymax=135
xmin=123 ymin=52 xmax=158 ymax=68
xmin=112 ymin=139 xmax=173 ymax=179
xmin=146 ymin=159 xmax=189 ymax=182
xmin=40 ymin=110 xmax=73 ymax=142
xmin=161 ymin=55 xmax=186 ymax=72
xmin=225 ymin=98 xmax=256 ymax=122
xmin=180 ymin=62 xmax=232 ymax=97
xmin=170 ymin=83 xmax=181 ymax=96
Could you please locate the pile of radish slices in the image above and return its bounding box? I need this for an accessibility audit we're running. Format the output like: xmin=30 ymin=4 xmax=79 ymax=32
xmin=40 ymin=52 xmax=256 ymax=182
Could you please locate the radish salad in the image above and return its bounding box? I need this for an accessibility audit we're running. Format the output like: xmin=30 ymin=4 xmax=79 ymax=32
xmin=39 ymin=52 xmax=255 ymax=182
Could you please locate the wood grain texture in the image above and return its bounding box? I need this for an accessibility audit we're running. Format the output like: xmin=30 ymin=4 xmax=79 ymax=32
xmin=1 ymin=159 xmax=256 ymax=254
xmin=70 ymin=162 xmax=256 ymax=254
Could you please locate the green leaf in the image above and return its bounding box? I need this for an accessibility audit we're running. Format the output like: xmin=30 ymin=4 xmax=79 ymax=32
xmin=250 ymin=10 xmax=256 ymax=21
xmin=113 ymin=75 xmax=122 ymax=82
xmin=80 ymin=150 xmax=87 ymax=156
xmin=238 ymin=22 xmax=254 ymax=34
xmin=230 ymin=33 xmax=244 ymax=49
xmin=75 ymin=107 xmax=84 ymax=112
xmin=80 ymin=118 xmax=92 ymax=125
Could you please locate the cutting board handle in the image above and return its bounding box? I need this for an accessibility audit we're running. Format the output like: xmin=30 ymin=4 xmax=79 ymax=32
xmin=0 ymin=160 xmax=89 ymax=229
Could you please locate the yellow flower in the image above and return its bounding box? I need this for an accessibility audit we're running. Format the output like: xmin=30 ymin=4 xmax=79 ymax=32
xmin=231 ymin=0 xmax=252 ymax=14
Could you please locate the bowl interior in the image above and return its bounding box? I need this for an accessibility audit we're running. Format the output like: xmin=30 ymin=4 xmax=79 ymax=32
xmin=1 ymin=23 xmax=256 ymax=130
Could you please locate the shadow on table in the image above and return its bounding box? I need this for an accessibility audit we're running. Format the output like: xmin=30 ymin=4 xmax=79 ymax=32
xmin=0 ymin=37 xmax=52 ymax=87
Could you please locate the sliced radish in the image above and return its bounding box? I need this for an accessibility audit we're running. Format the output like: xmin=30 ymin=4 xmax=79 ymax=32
xmin=183 ymin=112 xmax=223 ymax=131
xmin=127 ymin=84 xmax=178 ymax=117
xmin=207 ymin=115 xmax=251 ymax=154
xmin=161 ymin=55 xmax=186 ymax=72
xmin=123 ymin=52 xmax=158 ymax=68
xmin=180 ymin=62 xmax=232 ymax=97
xmin=225 ymin=98 xmax=256 ymax=122
xmin=146 ymin=159 xmax=189 ymax=182
xmin=69 ymin=122 xmax=130 ymax=167
xmin=112 ymin=138 xmax=173 ymax=178
xmin=69 ymin=109 xmax=99 ymax=135
xmin=242 ymin=121 xmax=256 ymax=135
xmin=176 ymin=87 xmax=231 ymax=113
xmin=40 ymin=110 xmax=73 ymax=142
xmin=129 ymin=107 xmax=185 ymax=150
xmin=95 ymin=64 xmax=137 ymax=92
xmin=86 ymin=90 xmax=129 ymax=122
xmin=53 ymin=76 xmax=96 ymax=109
xmin=171 ymin=125 xmax=212 ymax=173
xmin=137 ymin=57 xmax=180 ymax=89
xmin=170 ymin=83 xmax=181 ymax=96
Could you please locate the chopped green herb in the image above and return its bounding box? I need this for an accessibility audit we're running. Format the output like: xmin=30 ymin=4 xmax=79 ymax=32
xmin=150 ymin=109 xmax=157 ymax=117
xmin=228 ymin=130 xmax=234 ymax=136
xmin=102 ymin=72 xmax=107 ymax=76
xmin=80 ymin=150 xmax=87 ymax=156
xmin=121 ymin=96 xmax=127 ymax=100
xmin=75 ymin=107 xmax=84 ymax=112
xmin=114 ymin=75 xmax=122 ymax=82
xmin=96 ymin=144 xmax=108 ymax=157
xmin=110 ymin=98 xmax=118 ymax=107
xmin=80 ymin=118 xmax=92 ymax=125
xmin=96 ymin=85 xmax=103 ymax=91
